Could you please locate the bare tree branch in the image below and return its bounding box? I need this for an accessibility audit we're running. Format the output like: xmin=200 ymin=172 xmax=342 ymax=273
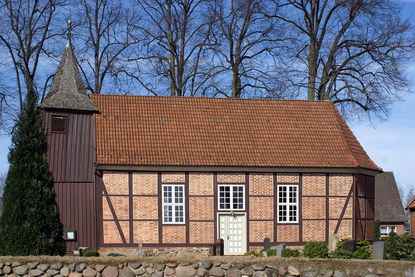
xmin=270 ymin=0 xmax=415 ymax=119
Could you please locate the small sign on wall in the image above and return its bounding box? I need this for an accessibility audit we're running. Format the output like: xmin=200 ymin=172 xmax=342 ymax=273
xmin=64 ymin=230 xmax=76 ymax=241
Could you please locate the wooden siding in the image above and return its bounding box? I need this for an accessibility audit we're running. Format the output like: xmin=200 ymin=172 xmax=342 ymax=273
xmin=45 ymin=112 xmax=95 ymax=183
xmin=44 ymin=111 xmax=96 ymax=254
xmin=55 ymin=182 xmax=96 ymax=254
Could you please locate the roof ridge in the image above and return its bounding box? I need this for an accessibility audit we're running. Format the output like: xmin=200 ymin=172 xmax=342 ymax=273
xmin=90 ymin=94 xmax=333 ymax=103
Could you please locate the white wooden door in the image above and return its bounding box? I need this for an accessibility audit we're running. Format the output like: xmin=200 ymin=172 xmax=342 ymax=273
xmin=219 ymin=214 xmax=247 ymax=255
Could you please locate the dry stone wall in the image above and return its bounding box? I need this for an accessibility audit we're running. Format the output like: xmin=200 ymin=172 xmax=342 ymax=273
xmin=0 ymin=258 xmax=414 ymax=277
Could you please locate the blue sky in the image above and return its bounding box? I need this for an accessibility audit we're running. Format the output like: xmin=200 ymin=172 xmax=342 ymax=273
xmin=0 ymin=1 xmax=414 ymax=191
xmin=350 ymin=0 xmax=415 ymax=189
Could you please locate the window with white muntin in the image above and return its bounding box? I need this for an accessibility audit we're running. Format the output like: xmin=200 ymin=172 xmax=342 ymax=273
xmin=162 ymin=185 xmax=184 ymax=224
xmin=277 ymin=185 xmax=298 ymax=223
xmin=218 ymin=185 xmax=244 ymax=210
xmin=380 ymin=226 xmax=396 ymax=236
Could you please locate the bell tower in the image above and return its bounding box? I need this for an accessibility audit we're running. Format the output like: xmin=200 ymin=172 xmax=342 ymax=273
xmin=40 ymin=21 xmax=98 ymax=254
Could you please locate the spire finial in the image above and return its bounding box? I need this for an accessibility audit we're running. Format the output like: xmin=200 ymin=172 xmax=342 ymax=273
xmin=67 ymin=19 xmax=72 ymax=47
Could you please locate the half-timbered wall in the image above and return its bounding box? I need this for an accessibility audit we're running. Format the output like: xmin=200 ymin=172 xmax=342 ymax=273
xmin=189 ymin=173 xmax=214 ymax=244
xmin=355 ymin=174 xmax=375 ymax=241
xmin=44 ymin=111 xmax=96 ymax=254
xmin=98 ymin=171 xmax=368 ymax=250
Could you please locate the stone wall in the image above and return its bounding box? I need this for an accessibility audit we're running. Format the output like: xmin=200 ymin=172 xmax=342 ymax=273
xmin=0 ymin=257 xmax=413 ymax=277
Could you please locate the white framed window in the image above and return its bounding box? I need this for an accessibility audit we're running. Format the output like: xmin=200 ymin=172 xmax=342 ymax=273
xmin=380 ymin=226 xmax=396 ymax=236
xmin=277 ymin=185 xmax=298 ymax=223
xmin=162 ymin=185 xmax=185 ymax=224
xmin=218 ymin=185 xmax=245 ymax=210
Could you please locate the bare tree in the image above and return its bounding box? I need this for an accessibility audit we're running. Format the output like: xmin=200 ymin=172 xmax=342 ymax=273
xmin=208 ymin=0 xmax=285 ymax=98
xmin=70 ymin=0 xmax=140 ymax=94
xmin=0 ymin=0 xmax=64 ymax=112
xmin=129 ymin=0 xmax=215 ymax=97
xmin=271 ymin=0 xmax=415 ymax=118
xmin=399 ymin=184 xmax=415 ymax=229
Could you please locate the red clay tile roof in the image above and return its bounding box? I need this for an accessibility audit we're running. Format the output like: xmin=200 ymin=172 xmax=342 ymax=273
xmin=90 ymin=95 xmax=381 ymax=171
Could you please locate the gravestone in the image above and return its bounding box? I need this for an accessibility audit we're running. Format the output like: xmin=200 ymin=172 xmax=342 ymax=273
xmin=263 ymin=238 xmax=271 ymax=251
xmin=328 ymin=234 xmax=340 ymax=252
xmin=214 ymin=239 xmax=224 ymax=256
xmin=138 ymin=242 xmax=143 ymax=257
xmin=373 ymin=241 xmax=386 ymax=260
xmin=345 ymin=240 xmax=356 ymax=252
xmin=276 ymin=243 xmax=286 ymax=257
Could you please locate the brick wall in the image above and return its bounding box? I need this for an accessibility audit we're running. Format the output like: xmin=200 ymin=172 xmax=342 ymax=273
xmin=277 ymin=225 xmax=299 ymax=242
xmin=249 ymin=173 xmax=274 ymax=245
xmin=329 ymin=198 xmax=352 ymax=219
xmin=99 ymin=171 xmax=362 ymax=249
xmin=303 ymin=220 xmax=325 ymax=241
xmin=301 ymin=174 xmax=354 ymax=242
xmin=277 ymin=173 xmax=299 ymax=184
xmin=133 ymin=173 xmax=157 ymax=194
xmin=188 ymin=173 xmax=215 ymax=245
xmin=163 ymin=226 xmax=186 ymax=244
xmin=190 ymin=222 xmax=214 ymax=244
xmin=103 ymin=221 xmax=130 ymax=244
xmin=249 ymin=197 xmax=273 ymax=220
xmin=217 ymin=173 xmax=245 ymax=183
xmin=302 ymin=197 xmax=325 ymax=219
xmin=133 ymin=197 xmax=158 ymax=219
xmin=329 ymin=175 xmax=352 ymax=196
xmin=303 ymin=174 xmax=325 ymax=195
xmin=189 ymin=173 xmax=213 ymax=195
xmin=102 ymin=172 xmax=130 ymax=245
xmin=250 ymin=221 xmax=274 ymax=243
xmin=330 ymin=219 xmax=353 ymax=239
xmin=249 ymin=173 xmax=273 ymax=195
xmin=162 ymin=173 xmax=185 ymax=183
xmin=103 ymin=173 xmax=129 ymax=194
xmin=189 ymin=197 xmax=214 ymax=220
xmin=134 ymin=221 xmax=158 ymax=243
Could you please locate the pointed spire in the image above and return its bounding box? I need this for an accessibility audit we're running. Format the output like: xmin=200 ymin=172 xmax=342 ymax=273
xmin=40 ymin=22 xmax=98 ymax=112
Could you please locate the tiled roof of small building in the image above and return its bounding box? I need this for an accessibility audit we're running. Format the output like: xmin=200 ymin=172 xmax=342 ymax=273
xmin=375 ymin=172 xmax=406 ymax=222
xmin=90 ymin=95 xmax=380 ymax=170
xmin=407 ymin=193 xmax=415 ymax=210
xmin=408 ymin=199 xmax=415 ymax=209
xmin=40 ymin=45 xmax=98 ymax=112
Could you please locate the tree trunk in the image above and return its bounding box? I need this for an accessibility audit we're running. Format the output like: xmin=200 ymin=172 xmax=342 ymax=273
xmin=307 ymin=44 xmax=317 ymax=100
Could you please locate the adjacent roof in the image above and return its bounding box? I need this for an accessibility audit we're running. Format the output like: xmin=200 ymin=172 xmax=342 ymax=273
xmin=407 ymin=198 xmax=415 ymax=209
xmin=375 ymin=172 xmax=406 ymax=222
xmin=40 ymin=45 xmax=98 ymax=112
xmin=90 ymin=95 xmax=381 ymax=170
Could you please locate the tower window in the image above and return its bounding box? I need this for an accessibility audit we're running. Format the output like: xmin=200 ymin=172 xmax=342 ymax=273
xmin=51 ymin=115 xmax=67 ymax=133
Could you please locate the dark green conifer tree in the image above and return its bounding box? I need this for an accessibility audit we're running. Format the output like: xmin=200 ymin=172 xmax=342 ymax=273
xmin=0 ymin=89 xmax=65 ymax=255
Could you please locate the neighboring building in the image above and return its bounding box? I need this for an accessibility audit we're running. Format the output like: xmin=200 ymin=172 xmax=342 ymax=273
xmin=41 ymin=43 xmax=381 ymax=255
xmin=375 ymin=172 xmax=406 ymax=236
xmin=407 ymin=198 xmax=415 ymax=237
